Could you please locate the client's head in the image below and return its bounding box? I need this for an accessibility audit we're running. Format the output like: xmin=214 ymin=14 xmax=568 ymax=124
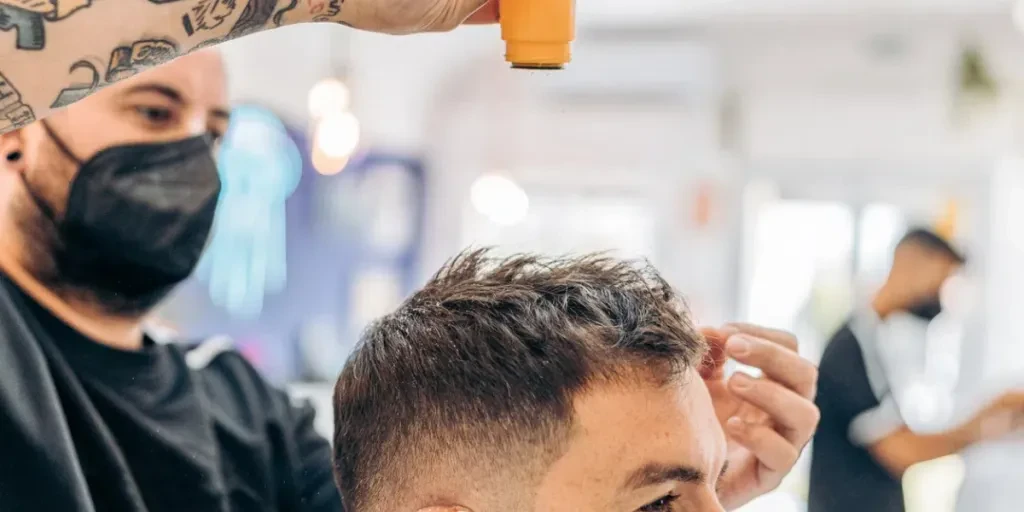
xmin=333 ymin=249 xmax=729 ymax=512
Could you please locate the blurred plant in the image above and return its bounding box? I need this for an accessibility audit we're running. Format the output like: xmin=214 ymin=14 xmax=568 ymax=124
xmin=953 ymin=44 xmax=999 ymax=129
xmin=958 ymin=46 xmax=998 ymax=100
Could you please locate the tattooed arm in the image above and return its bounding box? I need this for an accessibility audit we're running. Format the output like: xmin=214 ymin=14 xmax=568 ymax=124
xmin=0 ymin=0 xmax=497 ymax=134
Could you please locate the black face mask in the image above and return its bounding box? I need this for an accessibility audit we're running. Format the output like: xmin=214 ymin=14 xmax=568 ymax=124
xmin=27 ymin=121 xmax=222 ymax=313
xmin=906 ymin=297 xmax=943 ymax=321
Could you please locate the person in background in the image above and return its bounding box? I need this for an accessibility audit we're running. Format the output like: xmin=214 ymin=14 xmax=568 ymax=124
xmin=809 ymin=228 xmax=1024 ymax=512
xmin=332 ymin=250 xmax=822 ymax=512
xmin=0 ymin=50 xmax=342 ymax=511
xmin=0 ymin=0 xmax=500 ymax=136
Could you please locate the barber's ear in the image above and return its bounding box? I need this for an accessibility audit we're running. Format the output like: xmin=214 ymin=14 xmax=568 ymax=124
xmin=0 ymin=131 xmax=27 ymax=175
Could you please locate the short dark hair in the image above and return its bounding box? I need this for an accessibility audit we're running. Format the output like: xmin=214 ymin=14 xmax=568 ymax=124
xmin=897 ymin=228 xmax=966 ymax=264
xmin=332 ymin=249 xmax=707 ymax=511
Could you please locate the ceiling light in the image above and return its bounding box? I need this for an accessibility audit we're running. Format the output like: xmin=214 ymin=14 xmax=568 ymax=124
xmin=308 ymin=78 xmax=351 ymax=119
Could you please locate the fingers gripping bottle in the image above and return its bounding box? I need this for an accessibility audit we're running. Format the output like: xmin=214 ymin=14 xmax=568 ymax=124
xmin=500 ymin=0 xmax=575 ymax=70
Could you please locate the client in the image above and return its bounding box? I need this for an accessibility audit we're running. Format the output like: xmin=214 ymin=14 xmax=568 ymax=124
xmin=333 ymin=250 xmax=820 ymax=512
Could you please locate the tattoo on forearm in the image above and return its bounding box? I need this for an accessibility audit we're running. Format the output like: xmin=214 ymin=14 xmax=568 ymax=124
xmin=51 ymin=39 xmax=179 ymax=108
xmin=310 ymin=0 xmax=341 ymax=22
xmin=189 ymin=0 xmax=275 ymax=50
xmin=182 ymin=0 xmax=236 ymax=36
xmin=0 ymin=71 xmax=35 ymax=130
xmin=50 ymin=60 xmax=99 ymax=108
xmin=0 ymin=0 xmax=92 ymax=50
xmin=227 ymin=0 xmax=276 ymax=37
xmin=272 ymin=0 xmax=343 ymax=28
xmin=190 ymin=0 xmax=342 ymax=51
xmin=107 ymin=39 xmax=179 ymax=81
xmin=271 ymin=0 xmax=297 ymax=26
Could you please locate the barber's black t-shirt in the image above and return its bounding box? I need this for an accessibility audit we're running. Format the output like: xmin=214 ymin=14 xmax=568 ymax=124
xmin=0 ymin=273 xmax=343 ymax=511
xmin=808 ymin=322 xmax=904 ymax=512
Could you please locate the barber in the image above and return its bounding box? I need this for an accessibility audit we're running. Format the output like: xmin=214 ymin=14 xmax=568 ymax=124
xmin=0 ymin=50 xmax=348 ymax=511
xmin=809 ymin=229 xmax=1024 ymax=512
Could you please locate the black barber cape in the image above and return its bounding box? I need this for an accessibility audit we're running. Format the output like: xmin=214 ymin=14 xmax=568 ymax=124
xmin=0 ymin=273 xmax=343 ymax=512
xmin=808 ymin=316 xmax=904 ymax=512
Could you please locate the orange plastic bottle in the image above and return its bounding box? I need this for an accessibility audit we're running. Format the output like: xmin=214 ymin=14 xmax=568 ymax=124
xmin=500 ymin=0 xmax=576 ymax=70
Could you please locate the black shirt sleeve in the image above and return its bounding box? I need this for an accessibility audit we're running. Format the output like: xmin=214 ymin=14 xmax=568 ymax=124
xmin=0 ymin=277 xmax=97 ymax=511
xmin=189 ymin=346 xmax=344 ymax=512
xmin=283 ymin=393 xmax=342 ymax=512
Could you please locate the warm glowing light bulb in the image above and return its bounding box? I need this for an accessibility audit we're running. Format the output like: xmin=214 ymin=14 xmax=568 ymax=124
xmin=470 ymin=174 xmax=529 ymax=226
xmin=308 ymin=78 xmax=351 ymax=118
xmin=315 ymin=112 xmax=360 ymax=159
xmin=311 ymin=143 xmax=350 ymax=176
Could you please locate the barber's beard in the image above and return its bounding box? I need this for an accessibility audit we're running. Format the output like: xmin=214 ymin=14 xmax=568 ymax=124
xmin=14 ymin=157 xmax=165 ymax=318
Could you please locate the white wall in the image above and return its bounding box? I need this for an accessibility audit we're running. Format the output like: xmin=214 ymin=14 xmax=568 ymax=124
xmin=216 ymin=6 xmax=1024 ymax=327
xmin=219 ymin=24 xmax=347 ymax=124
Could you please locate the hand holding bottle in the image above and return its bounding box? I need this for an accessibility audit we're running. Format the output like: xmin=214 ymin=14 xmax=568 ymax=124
xmin=336 ymin=0 xmax=499 ymax=34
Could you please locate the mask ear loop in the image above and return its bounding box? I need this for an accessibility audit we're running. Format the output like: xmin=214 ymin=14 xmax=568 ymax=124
xmin=20 ymin=120 xmax=86 ymax=222
xmin=39 ymin=119 xmax=85 ymax=167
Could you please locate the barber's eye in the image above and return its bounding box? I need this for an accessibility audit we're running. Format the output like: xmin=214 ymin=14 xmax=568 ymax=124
xmin=639 ymin=494 xmax=679 ymax=512
xmin=135 ymin=106 xmax=173 ymax=124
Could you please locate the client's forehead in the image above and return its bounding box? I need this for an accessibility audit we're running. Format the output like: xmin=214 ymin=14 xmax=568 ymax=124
xmin=534 ymin=378 xmax=726 ymax=509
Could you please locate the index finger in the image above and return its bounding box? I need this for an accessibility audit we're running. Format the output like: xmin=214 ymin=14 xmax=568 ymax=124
xmin=725 ymin=323 xmax=798 ymax=352
xmin=464 ymin=0 xmax=500 ymax=24
xmin=728 ymin=334 xmax=817 ymax=399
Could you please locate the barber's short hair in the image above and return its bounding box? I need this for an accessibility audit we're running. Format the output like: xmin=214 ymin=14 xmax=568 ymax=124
xmin=897 ymin=228 xmax=966 ymax=264
xmin=332 ymin=249 xmax=706 ymax=511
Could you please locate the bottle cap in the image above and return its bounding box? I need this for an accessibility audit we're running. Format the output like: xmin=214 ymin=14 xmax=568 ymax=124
xmin=505 ymin=41 xmax=570 ymax=70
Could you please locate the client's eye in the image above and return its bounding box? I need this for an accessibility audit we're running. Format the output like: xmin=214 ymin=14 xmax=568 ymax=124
xmin=638 ymin=494 xmax=679 ymax=512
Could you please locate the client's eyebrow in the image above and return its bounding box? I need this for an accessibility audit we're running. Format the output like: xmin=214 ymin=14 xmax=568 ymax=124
xmin=624 ymin=463 xmax=705 ymax=489
xmin=624 ymin=461 xmax=731 ymax=490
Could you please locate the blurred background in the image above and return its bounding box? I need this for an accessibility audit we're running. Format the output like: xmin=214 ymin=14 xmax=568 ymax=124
xmin=152 ymin=1 xmax=1024 ymax=510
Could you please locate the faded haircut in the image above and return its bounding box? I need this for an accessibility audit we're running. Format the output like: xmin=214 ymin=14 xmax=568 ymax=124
xmin=332 ymin=249 xmax=708 ymax=511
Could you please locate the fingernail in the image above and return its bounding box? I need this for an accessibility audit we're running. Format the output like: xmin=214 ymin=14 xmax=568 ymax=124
xmin=727 ymin=336 xmax=751 ymax=356
xmin=731 ymin=372 xmax=754 ymax=391
xmin=727 ymin=416 xmax=744 ymax=430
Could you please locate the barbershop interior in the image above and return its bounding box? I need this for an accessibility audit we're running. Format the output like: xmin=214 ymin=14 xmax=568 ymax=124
xmin=5 ymin=0 xmax=1024 ymax=511
xmin=172 ymin=1 xmax=1023 ymax=511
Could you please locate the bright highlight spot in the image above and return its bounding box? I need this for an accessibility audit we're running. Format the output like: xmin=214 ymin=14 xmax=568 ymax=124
xmin=470 ymin=174 xmax=530 ymax=226
xmin=308 ymin=78 xmax=351 ymax=118
xmin=315 ymin=112 xmax=360 ymax=159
